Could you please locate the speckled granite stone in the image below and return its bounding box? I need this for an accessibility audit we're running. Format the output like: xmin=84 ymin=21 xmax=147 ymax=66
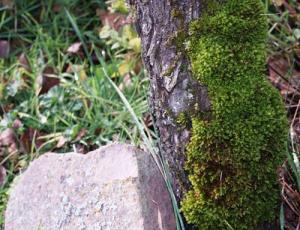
xmin=5 ymin=143 xmax=176 ymax=230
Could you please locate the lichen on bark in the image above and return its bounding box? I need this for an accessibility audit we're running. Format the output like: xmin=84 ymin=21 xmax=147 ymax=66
xmin=181 ymin=0 xmax=288 ymax=229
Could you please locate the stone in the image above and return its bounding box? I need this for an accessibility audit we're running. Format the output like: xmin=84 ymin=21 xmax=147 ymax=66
xmin=5 ymin=143 xmax=176 ymax=230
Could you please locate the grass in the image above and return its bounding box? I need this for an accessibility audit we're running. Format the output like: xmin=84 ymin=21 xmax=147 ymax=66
xmin=0 ymin=0 xmax=152 ymax=226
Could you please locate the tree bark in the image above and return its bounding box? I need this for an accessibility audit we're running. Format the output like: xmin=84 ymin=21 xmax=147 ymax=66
xmin=127 ymin=0 xmax=211 ymax=200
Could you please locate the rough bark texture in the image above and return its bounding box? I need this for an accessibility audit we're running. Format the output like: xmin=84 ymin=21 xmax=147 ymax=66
xmin=127 ymin=0 xmax=210 ymax=200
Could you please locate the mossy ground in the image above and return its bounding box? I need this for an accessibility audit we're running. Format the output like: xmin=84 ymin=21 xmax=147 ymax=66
xmin=181 ymin=0 xmax=288 ymax=229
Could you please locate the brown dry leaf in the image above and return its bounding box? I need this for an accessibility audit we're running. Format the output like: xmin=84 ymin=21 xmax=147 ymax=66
xmin=268 ymin=56 xmax=290 ymax=79
xmin=18 ymin=53 xmax=31 ymax=72
xmin=94 ymin=128 xmax=102 ymax=136
xmin=12 ymin=119 xmax=22 ymax=129
xmin=97 ymin=9 xmax=126 ymax=31
xmin=36 ymin=66 xmax=60 ymax=95
xmin=133 ymin=60 xmax=143 ymax=74
xmin=65 ymin=63 xmax=74 ymax=73
xmin=67 ymin=42 xmax=82 ymax=54
xmin=20 ymin=128 xmax=45 ymax=153
xmin=0 ymin=0 xmax=14 ymax=9
xmin=18 ymin=53 xmax=32 ymax=83
xmin=118 ymin=73 xmax=132 ymax=91
xmin=75 ymin=128 xmax=87 ymax=142
xmin=143 ymin=113 xmax=153 ymax=128
xmin=0 ymin=40 xmax=10 ymax=58
xmin=52 ymin=3 xmax=61 ymax=13
xmin=0 ymin=165 xmax=6 ymax=186
xmin=0 ymin=128 xmax=18 ymax=158
xmin=268 ymin=56 xmax=300 ymax=96
xmin=10 ymin=39 xmax=26 ymax=54
xmin=2 ymin=103 xmax=14 ymax=113
xmin=283 ymin=1 xmax=297 ymax=16
xmin=74 ymin=143 xmax=88 ymax=154
xmin=56 ymin=136 xmax=68 ymax=149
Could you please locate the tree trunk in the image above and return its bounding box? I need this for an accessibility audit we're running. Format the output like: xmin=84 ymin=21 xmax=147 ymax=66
xmin=127 ymin=0 xmax=210 ymax=200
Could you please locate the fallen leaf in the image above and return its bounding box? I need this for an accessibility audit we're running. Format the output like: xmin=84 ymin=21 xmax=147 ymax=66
xmin=143 ymin=113 xmax=153 ymax=128
xmin=12 ymin=119 xmax=22 ymax=129
xmin=18 ymin=53 xmax=32 ymax=84
xmin=94 ymin=128 xmax=102 ymax=135
xmin=52 ymin=3 xmax=61 ymax=13
xmin=75 ymin=128 xmax=87 ymax=141
xmin=67 ymin=42 xmax=82 ymax=54
xmin=133 ymin=60 xmax=143 ymax=74
xmin=2 ymin=103 xmax=14 ymax=113
xmin=283 ymin=1 xmax=297 ymax=16
xmin=10 ymin=39 xmax=25 ymax=54
xmin=0 ymin=165 xmax=6 ymax=186
xmin=268 ymin=56 xmax=300 ymax=96
xmin=74 ymin=143 xmax=88 ymax=154
xmin=0 ymin=0 xmax=14 ymax=9
xmin=0 ymin=128 xmax=16 ymax=149
xmin=20 ymin=128 xmax=44 ymax=153
xmin=97 ymin=9 xmax=127 ymax=31
xmin=36 ymin=66 xmax=60 ymax=95
xmin=18 ymin=53 xmax=31 ymax=72
xmin=0 ymin=40 xmax=10 ymax=58
xmin=118 ymin=73 xmax=132 ymax=90
xmin=0 ymin=128 xmax=18 ymax=158
xmin=56 ymin=135 xmax=68 ymax=148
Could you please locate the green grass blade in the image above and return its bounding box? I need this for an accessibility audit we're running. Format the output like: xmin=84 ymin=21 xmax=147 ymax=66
xmin=280 ymin=203 xmax=285 ymax=230
xmin=64 ymin=8 xmax=93 ymax=65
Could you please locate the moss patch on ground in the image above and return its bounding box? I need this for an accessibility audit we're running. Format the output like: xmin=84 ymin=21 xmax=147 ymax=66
xmin=181 ymin=0 xmax=288 ymax=229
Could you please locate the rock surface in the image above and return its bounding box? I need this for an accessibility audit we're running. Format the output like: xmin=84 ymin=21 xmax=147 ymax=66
xmin=5 ymin=143 xmax=176 ymax=230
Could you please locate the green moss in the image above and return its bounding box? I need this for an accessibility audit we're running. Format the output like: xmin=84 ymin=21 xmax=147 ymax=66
xmin=171 ymin=8 xmax=183 ymax=19
xmin=172 ymin=29 xmax=186 ymax=51
xmin=181 ymin=0 xmax=288 ymax=229
xmin=176 ymin=112 xmax=190 ymax=127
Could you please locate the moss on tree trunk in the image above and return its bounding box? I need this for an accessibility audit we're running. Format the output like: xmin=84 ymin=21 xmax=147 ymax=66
xmin=129 ymin=0 xmax=288 ymax=229
xmin=181 ymin=0 xmax=288 ymax=229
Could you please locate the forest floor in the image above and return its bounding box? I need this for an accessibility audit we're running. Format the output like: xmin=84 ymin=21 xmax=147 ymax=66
xmin=0 ymin=0 xmax=299 ymax=229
